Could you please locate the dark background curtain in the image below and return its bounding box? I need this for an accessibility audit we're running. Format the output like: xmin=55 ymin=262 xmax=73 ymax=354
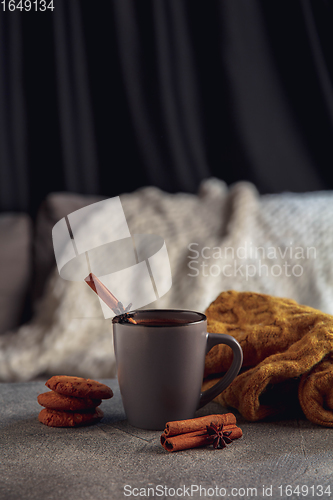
xmin=0 ymin=0 xmax=332 ymax=217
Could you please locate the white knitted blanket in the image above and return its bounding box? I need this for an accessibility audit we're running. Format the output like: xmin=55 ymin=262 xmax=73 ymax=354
xmin=1 ymin=179 xmax=333 ymax=381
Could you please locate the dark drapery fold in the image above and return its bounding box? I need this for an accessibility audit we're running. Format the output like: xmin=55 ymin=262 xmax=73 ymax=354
xmin=0 ymin=12 xmax=28 ymax=211
xmin=112 ymin=0 xmax=171 ymax=190
xmin=151 ymin=0 xmax=210 ymax=189
xmin=220 ymin=0 xmax=324 ymax=193
xmin=302 ymin=0 xmax=333 ymax=129
xmin=112 ymin=0 xmax=210 ymax=192
xmin=53 ymin=0 xmax=99 ymax=195
xmin=0 ymin=0 xmax=332 ymax=215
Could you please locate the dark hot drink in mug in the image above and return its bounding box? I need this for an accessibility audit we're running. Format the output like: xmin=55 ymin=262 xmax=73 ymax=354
xmin=113 ymin=309 xmax=243 ymax=430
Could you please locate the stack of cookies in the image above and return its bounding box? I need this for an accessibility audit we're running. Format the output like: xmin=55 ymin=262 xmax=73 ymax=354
xmin=38 ymin=375 xmax=113 ymax=427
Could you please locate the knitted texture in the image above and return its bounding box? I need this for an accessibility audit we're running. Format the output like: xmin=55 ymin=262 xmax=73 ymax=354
xmin=0 ymin=178 xmax=333 ymax=381
xmin=298 ymin=356 xmax=333 ymax=426
xmin=204 ymin=290 xmax=333 ymax=427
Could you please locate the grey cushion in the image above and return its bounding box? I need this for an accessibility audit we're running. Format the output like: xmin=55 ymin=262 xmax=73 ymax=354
xmin=33 ymin=192 xmax=103 ymax=302
xmin=0 ymin=213 xmax=32 ymax=334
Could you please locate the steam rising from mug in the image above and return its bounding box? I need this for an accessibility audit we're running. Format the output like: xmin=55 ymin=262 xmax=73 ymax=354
xmin=52 ymin=197 xmax=172 ymax=318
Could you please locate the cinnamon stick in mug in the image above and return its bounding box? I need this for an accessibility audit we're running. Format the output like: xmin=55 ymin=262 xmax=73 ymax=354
xmin=85 ymin=273 xmax=136 ymax=323
xmin=85 ymin=273 xmax=119 ymax=310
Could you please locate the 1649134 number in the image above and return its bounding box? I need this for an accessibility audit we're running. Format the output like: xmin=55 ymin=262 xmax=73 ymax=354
xmin=278 ymin=485 xmax=331 ymax=497
xmin=1 ymin=0 xmax=54 ymax=11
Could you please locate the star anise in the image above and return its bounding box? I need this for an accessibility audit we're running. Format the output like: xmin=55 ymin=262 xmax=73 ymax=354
xmin=117 ymin=312 xmax=136 ymax=324
xmin=113 ymin=303 xmax=138 ymax=324
xmin=112 ymin=302 xmax=132 ymax=316
xmin=206 ymin=422 xmax=233 ymax=449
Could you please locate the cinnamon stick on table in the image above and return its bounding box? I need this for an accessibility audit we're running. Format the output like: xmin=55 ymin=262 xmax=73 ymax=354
xmin=84 ymin=273 xmax=136 ymax=324
xmin=164 ymin=413 xmax=236 ymax=437
xmin=160 ymin=414 xmax=242 ymax=453
xmin=161 ymin=424 xmax=242 ymax=452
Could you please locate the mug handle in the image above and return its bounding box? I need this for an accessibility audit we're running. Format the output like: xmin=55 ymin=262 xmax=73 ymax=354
xmin=197 ymin=333 xmax=243 ymax=409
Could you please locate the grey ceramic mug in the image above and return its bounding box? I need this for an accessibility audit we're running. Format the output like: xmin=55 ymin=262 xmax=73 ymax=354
xmin=113 ymin=309 xmax=243 ymax=430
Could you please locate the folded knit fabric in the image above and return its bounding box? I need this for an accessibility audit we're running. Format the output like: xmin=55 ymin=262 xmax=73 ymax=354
xmin=203 ymin=291 xmax=333 ymax=427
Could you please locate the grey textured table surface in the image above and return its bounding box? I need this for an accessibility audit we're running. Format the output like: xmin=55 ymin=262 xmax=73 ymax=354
xmin=0 ymin=379 xmax=332 ymax=500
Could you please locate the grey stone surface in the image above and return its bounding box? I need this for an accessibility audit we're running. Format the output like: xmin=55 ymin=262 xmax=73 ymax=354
xmin=0 ymin=379 xmax=332 ymax=500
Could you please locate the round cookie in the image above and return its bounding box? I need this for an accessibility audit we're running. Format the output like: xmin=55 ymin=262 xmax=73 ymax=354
xmin=45 ymin=376 xmax=113 ymax=400
xmin=37 ymin=391 xmax=102 ymax=411
xmin=38 ymin=407 xmax=104 ymax=427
